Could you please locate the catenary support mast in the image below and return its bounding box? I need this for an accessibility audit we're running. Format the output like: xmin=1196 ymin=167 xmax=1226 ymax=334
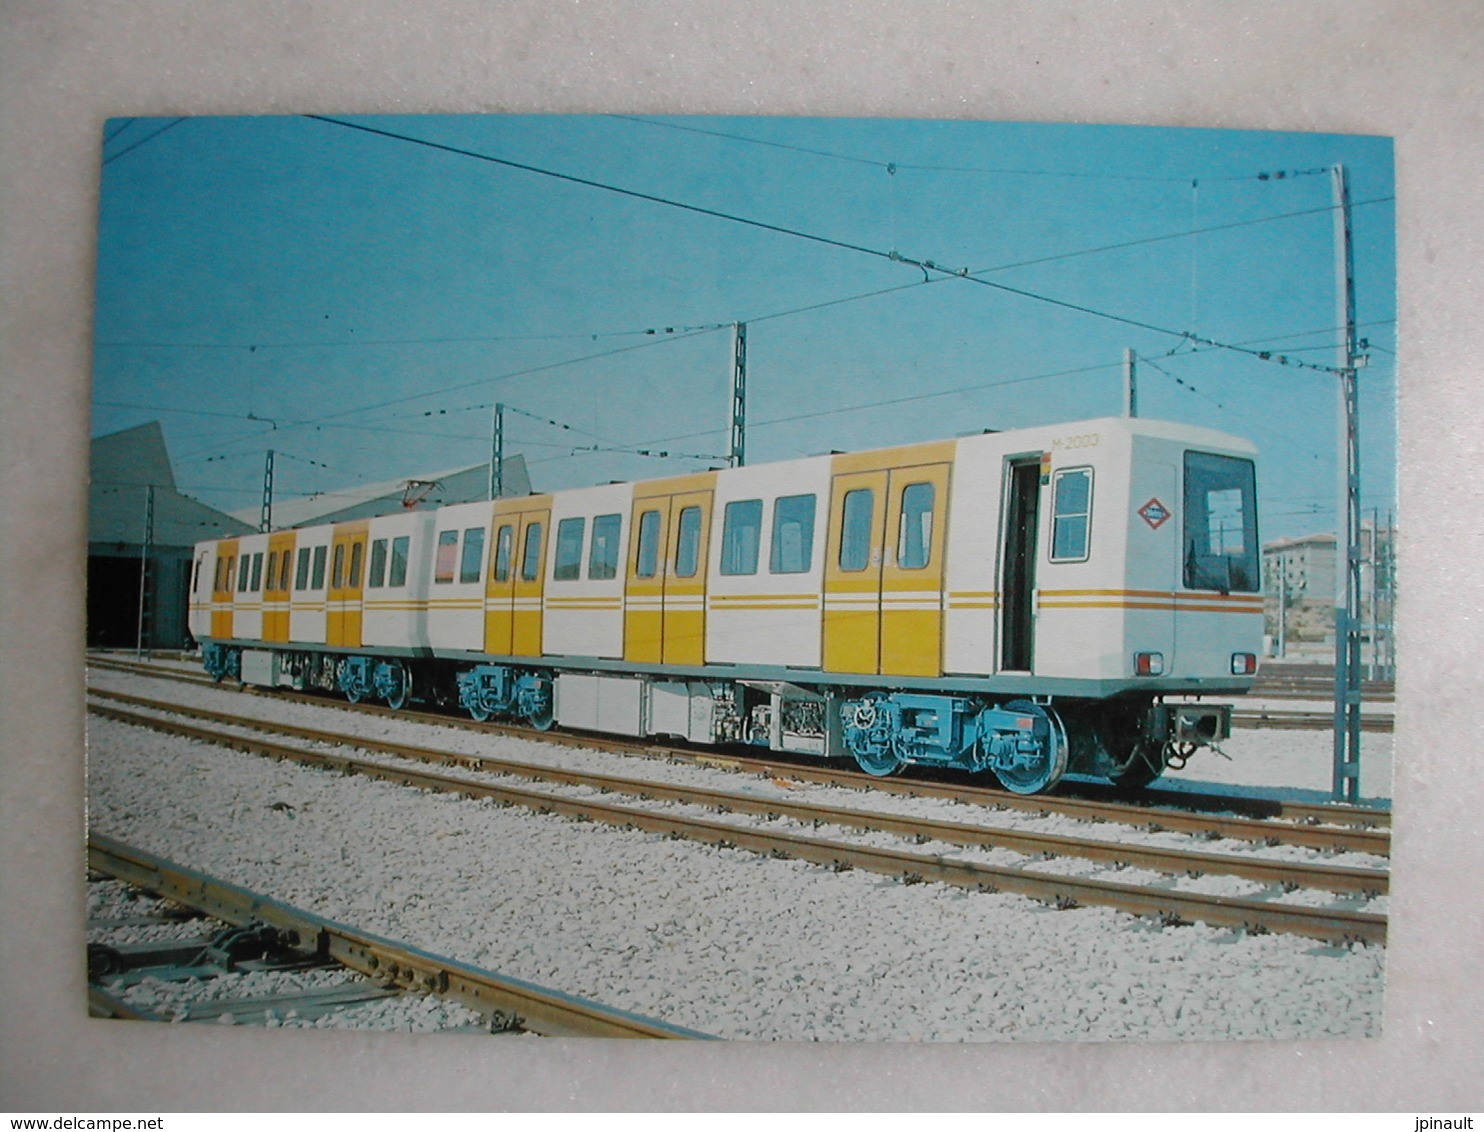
xmin=729 ymin=322 xmax=747 ymax=467
xmin=1332 ymin=164 xmax=1364 ymax=803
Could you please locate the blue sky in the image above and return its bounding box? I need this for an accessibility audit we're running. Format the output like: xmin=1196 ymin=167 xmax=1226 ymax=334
xmin=91 ymin=114 xmax=1396 ymax=540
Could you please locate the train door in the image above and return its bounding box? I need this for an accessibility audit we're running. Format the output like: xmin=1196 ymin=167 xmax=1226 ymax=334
xmin=824 ymin=460 xmax=951 ymax=677
xmin=327 ymin=522 xmax=369 ymax=648
xmin=264 ymin=532 xmax=296 ymax=643
xmin=1141 ymin=460 xmax=1180 ymax=666
xmin=511 ymin=508 xmax=550 ymax=657
xmin=484 ymin=501 xmax=550 ymax=658
xmin=1000 ymin=457 xmax=1042 ymax=672
xmin=625 ymin=488 xmax=713 ymax=666
xmin=210 ymin=539 xmax=238 ymax=640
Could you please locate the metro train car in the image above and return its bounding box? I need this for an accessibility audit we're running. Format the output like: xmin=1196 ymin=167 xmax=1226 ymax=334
xmin=187 ymin=415 xmax=1263 ymax=794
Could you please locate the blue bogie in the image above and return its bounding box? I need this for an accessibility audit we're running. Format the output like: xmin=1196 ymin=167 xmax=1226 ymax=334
xmin=457 ymin=664 xmax=553 ymax=728
xmin=202 ymin=642 xmax=239 ymax=684
xmin=337 ymin=655 xmax=375 ymax=703
xmin=372 ymin=658 xmax=412 ymax=709
xmin=839 ymin=691 xmax=1067 ymax=793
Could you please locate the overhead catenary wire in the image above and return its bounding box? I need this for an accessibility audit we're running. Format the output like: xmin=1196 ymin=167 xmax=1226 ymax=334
xmin=102 ymin=118 xmax=186 ymax=166
xmin=306 ymin=115 xmax=1379 ymax=378
xmin=614 ymin=116 xmax=1335 ymax=186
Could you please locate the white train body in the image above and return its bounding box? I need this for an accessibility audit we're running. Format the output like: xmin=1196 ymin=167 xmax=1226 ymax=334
xmin=189 ymin=416 xmax=1262 ymax=793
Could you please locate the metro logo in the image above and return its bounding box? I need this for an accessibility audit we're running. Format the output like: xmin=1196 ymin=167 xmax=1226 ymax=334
xmin=1138 ymin=498 xmax=1171 ymax=530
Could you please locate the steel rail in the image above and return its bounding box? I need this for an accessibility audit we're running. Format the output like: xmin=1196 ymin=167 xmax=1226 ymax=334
xmin=1233 ymin=709 xmax=1393 ymax=733
xmin=94 ymin=654 xmax=1402 ymax=809
xmin=87 ymin=834 xmax=715 ymax=1039
xmin=86 ymin=677 xmax=1393 ymax=849
xmin=90 ymin=703 xmax=1386 ymax=945
xmin=90 ymin=692 xmax=1389 ymax=896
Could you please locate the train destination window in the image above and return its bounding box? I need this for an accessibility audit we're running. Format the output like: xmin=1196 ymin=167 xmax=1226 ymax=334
xmin=897 ymin=483 xmax=934 ymax=570
xmin=459 ymin=527 xmax=484 ymax=584
xmin=635 ymin=510 xmax=661 ymax=578
xmin=434 ymin=530 xmax=459 ymax=584
xmin=311 ymin=545 xmax=327 ymax=591
xmin=771 ymin=494 xmax=816 ymax=574
xmin=368 ymin=539 xmax=388 ymax=588
xmin=251 ymin=552 xmax=263 ymax=592
xmin=493 ymin=525 xmax=514 ymax=583
xmin=674 ymin=506 xmax=702 ymax=578
xmin=389 ymin=536 xmax=410 ymax=588
xmin=1050 ymin=468 xmax=1093 ymax=562
xmin=1183 ymin=451 xmax=1259 ymax=593
xmin=589 ymin=513 xmax=622 ymax=580
xmin=348 ymin=542 xmax=364 ymax=587
xmin=554 ymin=518 xmax=586 ymax=581
xmin=721 ymin=499 xmax=763 ymax=575
xmin=839 ymin=488 xmax=875 ymax=572
xmin=520 ymin=522 xmax=543 ymax=582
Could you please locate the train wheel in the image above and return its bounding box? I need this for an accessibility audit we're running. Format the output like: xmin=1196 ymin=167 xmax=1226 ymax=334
xmin=993 ymin=702 xmax=1068 ymax=795
xmin=525 ymin=702 xmax=555 ymax=731
xmin=852 ymin=742 xmax=905 ymax=777
xmin=382 ymin=662 xmax=411 ymax=711
xmin=1107 ymin=740 xmax=1165 ymax=790
xmin=467 ymin=702 xmax=492 ymax=723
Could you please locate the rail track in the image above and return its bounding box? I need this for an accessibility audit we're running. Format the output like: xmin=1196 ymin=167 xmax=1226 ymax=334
xmin=87 ymin=834 xmax=714 ymax=1038
xmin=89 ymin=691 xmax=1388 ymax=946
xmin=88 ymin=655 xmax=1393 ymax=838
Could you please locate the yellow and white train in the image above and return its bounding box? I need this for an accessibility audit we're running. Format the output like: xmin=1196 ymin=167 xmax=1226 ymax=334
xmin=189 ymin=415 xmax=1263 ymax=794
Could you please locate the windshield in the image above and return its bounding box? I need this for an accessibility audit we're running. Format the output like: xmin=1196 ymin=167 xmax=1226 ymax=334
xmin=1183 ymin=451 xmax=1259 ymax=593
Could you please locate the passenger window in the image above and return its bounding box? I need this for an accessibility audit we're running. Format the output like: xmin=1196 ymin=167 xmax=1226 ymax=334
xmin=238 ymin=555 xmax=251 ymax=593
xmin=434 ymin=530 xmax=459 ymax=584
xmin=368 ymin=539 xmax=388 ymax=588
xmin=389 ymin=536 xmax=410 ymax=588
xmin=250 ymin=552 xmax=263 ymax=592
xmin=674 ymin=506 xmax=702 ymax=578
xmin=771 ymin=494 xmax=816 ymax=574
xmin=295 ymin=547 xmax=310 ymax=591
xmin=264 ymin=553 xmax=276 ymax=593
xmin=1184 ymin=452 xmax=1259 ymax=593
xmin=331 ymin=544 xmax=345 ymax=589
xmin=554 ymin=518 xmax=585 ymax=581
xmin=348 ymin=542 xmax=363 ymax=587
xmin=311 ymin=545 xmax=327 ymax=591
xmin=214 ymin=557 xmax=226 ymax=593
xmin=839 ymin=489 xmax=875 ymax=572
xmin=721 ymin=499 xmax=763 ymax=576
xmin=589 ymin=513 xmax=622 ymax=580
xmin=460 ymin=527 xmax=485 ymax=584
xmin=635 ymin=510 xmax=661 ymax=578
xmin=493 ymin=525 xmax=514 ymax=583
xmin=521 ymin=522 xmax=543 ymax=582
xmin=1050 ymin=468 xmax=1093 ymax=562
xmin=897 ymin=482 xmax=935 ymax=570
